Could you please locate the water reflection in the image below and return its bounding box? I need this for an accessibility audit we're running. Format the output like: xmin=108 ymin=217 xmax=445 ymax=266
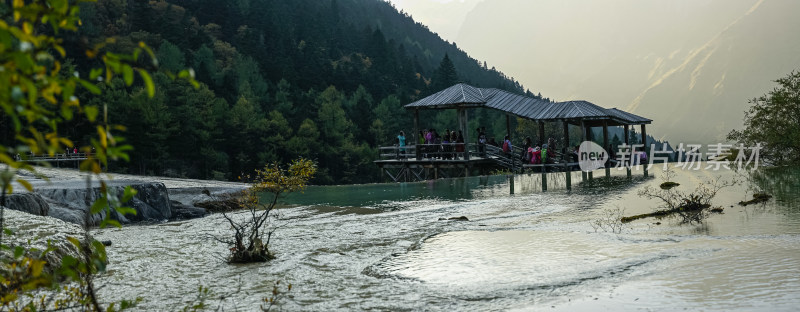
xmin=750 ymin=166 xmax=800 ymax=210
xmin=278 ymin=175 xmax=511 ymax=209
xmin=280 ymin=169 xmax=653 ymax=211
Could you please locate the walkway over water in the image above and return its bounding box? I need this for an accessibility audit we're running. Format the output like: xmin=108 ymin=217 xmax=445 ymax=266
xmin=16 ymin=153 xmax=89 ymax=167
xmin=375 ymin=143 xmax=581 ymax=186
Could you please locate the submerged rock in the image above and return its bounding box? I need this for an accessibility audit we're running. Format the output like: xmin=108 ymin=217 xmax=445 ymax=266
xmin=739 ymin=193 xmax=772 ymax=206
xmin=659 ymin=181 xmax=680 ymax=190
xmin=35 ymin=182 xmax=173 ymax=226
xmin=170 ymin=200 xmax=207 ymax=220
xmin=4 ymin=193 xmax=50 ymax=216
xmin=438 ymin=216 xmax=469 ymax=221
xmin=194 ymin=192 xmax=242 ymax=213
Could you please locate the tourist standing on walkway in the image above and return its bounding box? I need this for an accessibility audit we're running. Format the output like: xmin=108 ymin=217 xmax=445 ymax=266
xmin=521 ymin=137 xmax=532 ymax=163
xmin=545 ymin=138 xmax=556 ymax=163
xmin=442 ymin=130 xmax=451 ymax=160
xmin=397 ymin=131 xmax=406 ymax=158
xmin=503 ymin=135 xmax=513 ymax=156
xmin=456 ymin=131 xmax=465 ymax=154
xmin=477 ymin=127 xmax=487 ymax=156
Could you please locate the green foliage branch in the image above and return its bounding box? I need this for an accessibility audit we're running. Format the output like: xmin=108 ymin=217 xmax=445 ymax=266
xmin=0 ymin=0 xmax=195 ymax=310
xmin=727 ymin=70 xmax=800 ymax=165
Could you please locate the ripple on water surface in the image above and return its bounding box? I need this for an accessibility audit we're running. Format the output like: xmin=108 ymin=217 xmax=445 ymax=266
xmin=372 ymin=231 xmax=677 ymax=293
xmin=544 ymin=235 xmax=800 ymax=311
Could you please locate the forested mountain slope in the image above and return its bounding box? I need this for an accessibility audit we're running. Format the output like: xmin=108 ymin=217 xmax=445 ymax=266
xmin=48 ymin=0 xmax=541 ymax=184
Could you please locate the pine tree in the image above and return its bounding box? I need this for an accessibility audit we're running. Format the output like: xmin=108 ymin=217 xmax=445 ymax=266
xmin=610 ymin=134 xmax=622 ymax=152
xmin=629 ymin=130 xmax=640 ymax=145
xmin=433 ymin=53 xmax=459 ymax=91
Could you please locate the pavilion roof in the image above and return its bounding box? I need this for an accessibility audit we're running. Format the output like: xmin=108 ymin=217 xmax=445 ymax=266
xmin=405 ymin=83 xmax=651 ymax=125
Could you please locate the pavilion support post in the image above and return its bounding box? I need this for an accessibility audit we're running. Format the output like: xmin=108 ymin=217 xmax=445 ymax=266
xmin=624 ymin=125 xmax=631 ymax=178
xmin=581 ymin=121 xmax=587 ymax=182
xmin=641 ymin=124 xmax=648 ymax=177
xmin=538 ymin=122 xmax=545 ymax=146
xmin=585 ymin=124 xmax=593 ymax=181
xmin=563 ymin=121 xmax=571 ymax=190
xmin=413 ymin=109 xmax=420 ymax=160
xmin=460 ymin=108 xmax=470 ymax=160
xmin=456 ymin=108 xmax=463 ymax=159
xmin=541 ymin=169 xmax=547 ymax=191
xmin=603 ymin=120 xmax=610 ymax=179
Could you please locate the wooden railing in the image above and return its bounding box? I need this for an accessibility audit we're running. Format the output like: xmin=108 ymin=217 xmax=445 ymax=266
xmin=377 ymin=143 xmax=584 ymax=174
xmin=378 ymin=143 xmax=476 ymax=161
xmin=15 ymin=153 xmax=89 ymax=162
xmin=481 ymin=144 xmax=515 ymax=169
xmin=378 ymin=145 xmax=417 ymax=159
xmin=417 ymin=143 xmax=472 ymax=160
xmin=484 ymin=145 xmax=578 ymax=172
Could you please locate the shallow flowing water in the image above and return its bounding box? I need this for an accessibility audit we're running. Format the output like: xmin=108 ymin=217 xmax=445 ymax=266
xmin=93 ymin=165 xmax=800 ymax=311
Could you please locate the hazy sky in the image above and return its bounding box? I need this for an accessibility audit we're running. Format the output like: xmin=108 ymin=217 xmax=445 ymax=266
xmin=387 ymin=0 xmax=800 ymax=145
xmin=387 ymin=0 xmax=478 ymax=40
xmin=388 ymin=0 xmax=481 ymax=40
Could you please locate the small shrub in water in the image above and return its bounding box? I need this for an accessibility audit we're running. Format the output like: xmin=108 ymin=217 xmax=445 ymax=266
xmin=216 ymin=159 xmax=316 ymax=263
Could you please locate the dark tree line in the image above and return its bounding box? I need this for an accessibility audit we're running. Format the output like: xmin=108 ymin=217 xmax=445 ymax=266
xmin=15 ymin=0 xmax=548 ymax=184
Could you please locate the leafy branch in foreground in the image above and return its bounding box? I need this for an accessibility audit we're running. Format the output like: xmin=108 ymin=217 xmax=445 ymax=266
xmin=1 ymin=184 xmax=140 ymax=311
xmin=216 ymin=158 xmax=316 ymax=264
xmin=1 ymin=0 xmax=196 ymax=310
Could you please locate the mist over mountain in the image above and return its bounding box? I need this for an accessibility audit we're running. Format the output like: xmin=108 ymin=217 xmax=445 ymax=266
xmin=423 ymin=0 xmax=800 ymax=144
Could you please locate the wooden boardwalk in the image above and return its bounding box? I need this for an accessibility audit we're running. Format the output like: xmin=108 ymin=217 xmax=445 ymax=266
xmin=16 ymin=153 xmax=89 ymax=167
xmin=375 ymin=144 xmax=580 ymax=183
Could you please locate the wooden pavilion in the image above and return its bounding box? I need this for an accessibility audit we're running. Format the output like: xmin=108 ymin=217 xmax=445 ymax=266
xmin=375 ymin=83 xmax=652 ymax=188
